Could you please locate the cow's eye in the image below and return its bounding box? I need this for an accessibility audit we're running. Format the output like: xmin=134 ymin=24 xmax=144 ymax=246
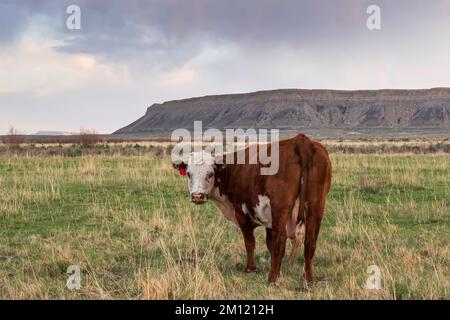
xmin=207 ymin=172 xmax=214 ymax=179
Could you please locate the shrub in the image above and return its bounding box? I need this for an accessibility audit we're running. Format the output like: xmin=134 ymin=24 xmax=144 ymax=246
xmin=79 ymin=129 xmax=101 ymax=149
xmin=152 ymin=146 xmax=165 ymax=157
xmin=166 ymin=144 xmax=174 ymax=156
xmin=4 ymin=127 xmax=25 ymax=149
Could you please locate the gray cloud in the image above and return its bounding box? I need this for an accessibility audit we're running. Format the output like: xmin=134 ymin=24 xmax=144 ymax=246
xmin=4 ymin=0 xmax=448 ymax=65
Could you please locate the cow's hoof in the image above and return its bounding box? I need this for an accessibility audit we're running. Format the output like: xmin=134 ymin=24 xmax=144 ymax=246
xmin=245 ymin=267 xmax=258 ymax=273
xmin=303 ymin=273 xmax=314 ymax=286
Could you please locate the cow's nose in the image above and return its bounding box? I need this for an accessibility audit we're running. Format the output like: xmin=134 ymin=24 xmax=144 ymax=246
xmin=191 ymin=192 xmax=206 ymax=203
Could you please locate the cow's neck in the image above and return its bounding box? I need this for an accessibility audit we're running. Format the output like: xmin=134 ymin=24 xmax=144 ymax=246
xmin=210 ymin=165 xmax=238 ymax=225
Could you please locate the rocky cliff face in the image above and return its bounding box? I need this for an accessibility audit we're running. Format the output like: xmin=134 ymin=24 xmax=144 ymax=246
xmin=115 ymin=88 xmax=450 ymax=135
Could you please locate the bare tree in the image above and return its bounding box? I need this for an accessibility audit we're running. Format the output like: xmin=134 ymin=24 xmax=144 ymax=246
xmin=79 ymin=128 xmax=101 ymax=148
xmin=4 ymin=126 xmax=25 ymax=149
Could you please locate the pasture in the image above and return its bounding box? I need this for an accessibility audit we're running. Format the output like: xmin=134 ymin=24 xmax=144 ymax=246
xmin=0 ymin=148 xmax=448 ymax=299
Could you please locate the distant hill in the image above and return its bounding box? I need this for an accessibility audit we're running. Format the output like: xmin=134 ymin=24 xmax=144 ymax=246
xmin=115 ymin=88 xmax=450 ymax=138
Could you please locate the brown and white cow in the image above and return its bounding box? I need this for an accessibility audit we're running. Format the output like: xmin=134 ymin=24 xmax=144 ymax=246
xmin=173 ymin=134 xmax=332 ymax=284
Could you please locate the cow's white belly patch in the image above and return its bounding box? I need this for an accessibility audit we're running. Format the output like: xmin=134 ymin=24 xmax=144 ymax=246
xmin=252 ymin=195 xmax=272 ymax=228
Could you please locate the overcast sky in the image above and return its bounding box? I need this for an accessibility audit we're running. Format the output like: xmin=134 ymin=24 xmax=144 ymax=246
xmin=1 ymin=0 xmax=449 ymax=134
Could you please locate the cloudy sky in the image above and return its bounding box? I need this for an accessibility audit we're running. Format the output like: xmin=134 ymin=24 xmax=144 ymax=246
xmin=1 ymin=0 xmax=449 ymax=134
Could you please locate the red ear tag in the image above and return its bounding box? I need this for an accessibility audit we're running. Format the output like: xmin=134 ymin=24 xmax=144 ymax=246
xmin=178 ymin=168 xmax=187 ymax=176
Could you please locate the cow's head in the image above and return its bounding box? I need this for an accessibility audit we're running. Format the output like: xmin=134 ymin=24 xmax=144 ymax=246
xmin=173 ymin=151 xmax=219 ymax=204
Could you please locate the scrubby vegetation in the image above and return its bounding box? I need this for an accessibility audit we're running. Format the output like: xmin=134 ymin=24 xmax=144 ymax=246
xmin=0 ymin=139 xmax=449 ymax=158
xmin=0 ymin=143 xmax=171 ymax=157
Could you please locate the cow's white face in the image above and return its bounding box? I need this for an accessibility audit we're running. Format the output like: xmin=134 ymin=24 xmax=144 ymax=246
xmin=175 ymin=151 xmax=216 ymax=204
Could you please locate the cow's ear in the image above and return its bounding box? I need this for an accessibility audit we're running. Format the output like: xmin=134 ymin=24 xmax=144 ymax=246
xmin=173 ymin=161 xmax=187 ymax=176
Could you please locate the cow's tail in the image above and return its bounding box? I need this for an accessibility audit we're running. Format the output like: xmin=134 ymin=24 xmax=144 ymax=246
xmin=289 ymin=135 xmax=313 ymax=265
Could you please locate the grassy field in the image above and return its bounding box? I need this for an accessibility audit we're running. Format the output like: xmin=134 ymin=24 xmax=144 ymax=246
xmin=0 ymin=153 xmax=448 ymax=299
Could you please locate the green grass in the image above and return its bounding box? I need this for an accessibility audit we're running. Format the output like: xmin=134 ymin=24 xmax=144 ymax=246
xmin=0 ymin=154 xmax=448 ymax=299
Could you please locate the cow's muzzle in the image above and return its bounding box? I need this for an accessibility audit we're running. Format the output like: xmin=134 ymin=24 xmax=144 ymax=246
xmin=191 ymin=192 xmax=208 ymax=204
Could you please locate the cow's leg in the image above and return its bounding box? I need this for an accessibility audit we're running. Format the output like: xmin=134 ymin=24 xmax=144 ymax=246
xmin=303 ymin=195 xmax=326 ymax=284
xmin=239 ymin=221 xmax=257 ymax=272
xmin=267 ymin=210 xmax=289 ymax=283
